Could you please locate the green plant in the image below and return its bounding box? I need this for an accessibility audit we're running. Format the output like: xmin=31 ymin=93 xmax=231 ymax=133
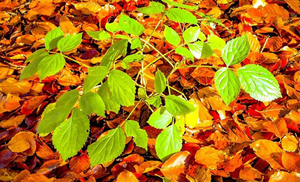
xmin=20 ymin=1 xmax=281 ymax=167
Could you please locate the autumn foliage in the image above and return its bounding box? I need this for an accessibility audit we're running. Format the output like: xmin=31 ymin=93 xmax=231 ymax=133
xmin=1 ymin=0 xmax=300 ymax=181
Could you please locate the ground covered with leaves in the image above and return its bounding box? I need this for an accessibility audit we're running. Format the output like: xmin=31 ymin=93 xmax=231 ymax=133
xmin=1 ymin=0 xmax=300 ymax=181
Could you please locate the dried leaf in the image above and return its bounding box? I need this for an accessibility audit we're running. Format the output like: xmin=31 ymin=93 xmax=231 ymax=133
xmin=116 ymin=170 xmax=139 ymax=182
xmin=8 ymin=131 xmax=36 ymax=156
xmin=195 ymin=146 xmax=226 ymax=170
xmin=250 ymin=140 xmax=284 ymax=169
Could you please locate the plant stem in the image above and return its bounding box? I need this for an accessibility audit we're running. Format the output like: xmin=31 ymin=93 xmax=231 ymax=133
xmin=140 ymin=38 xmax=174 ymax=68
xmin=141 ymin=13 xmax=165 ymax=52
xmin=122 ymin=99 xmax=142 ymax=125
xmin=177 ymin=64 xmax=233 ymax=70
xmin=49 ymin=51 xmax=91 ymax=68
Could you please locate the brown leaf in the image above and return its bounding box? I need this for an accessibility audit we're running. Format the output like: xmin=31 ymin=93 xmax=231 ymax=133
xmin=0 ymin=115 xmax=26 ymax=129
xmin=0 ymin=149 xmax=17 ymax=168
xmin=195 ymin=146 xmax=226 ymax=170
xmin=74 ymin=2 xmax=101 ymax=15
xmin=21 ymin=95 xmax=47 ymax=115
xmin=20 ymin=173 xmax=51 ymax=182
xmin=0 ymin=93 xmax=20 ymax=113
xmin=13 ymin=169 xmax=30 ymax=182
xmin=0 ymin=168 xmax=18 ymax=182
xmin=161 ymin=151 xmax=191 ymax=181
xmin=250 ymin=140 xmax=284 ymax=169
xmin=265 ymin=36 xmax=283 ymax=52
xmin=70 ymin=153 xmax=90 ymax=174
xmin=36 ymin=141 xmax=55 ymax=160
xmin=8 ymin=131 xmax=36 ymax=156
xmin=116 ymin=170 xmax=139 ymax=182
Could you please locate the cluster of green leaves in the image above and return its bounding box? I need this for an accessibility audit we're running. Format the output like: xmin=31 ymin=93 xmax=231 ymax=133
xmin=215 ymin=35 xmax=282 ymax=105
xmin=20 ymin=0 xmax=281 ymax=167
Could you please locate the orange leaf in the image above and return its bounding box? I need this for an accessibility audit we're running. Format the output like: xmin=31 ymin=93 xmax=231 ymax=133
xmin=8 ymin=131 xmax=36 ymax=156
xmin=161 ymin=151 xmax=191 ymax=181
xmin=116 ymin=170 xmax=139 ymax=182
xmin=281 ymin=134 xmax=298 ymax=152
xmin=13 ymin=169 xmax=30 ymax=182
xmin=283 ymin=0 xmax=300 ymax=14
xmin=70 ymin=153 xmax=91 ymax=174
xmin=262 ymin=118 xmax=288 ymax=138
xmin=134 ymin=161 xmax=162 ymax=174
xmin=59 ymin=16 xmax=78 ymax=35
xmin=282 ymin=152 xmax=300 ymax=173
xmin=265 ymin=36 xmax=283 ymax=52
xmin=186 ymin=165 xmax=211 ymax=182
xmin=20 ymin=173 xmax=51 ymax=182
xmin=0 ymin=115 xmax=25 ymax=129
xmin=0 ymin=78 xmax=31 ymax=95
xmin=36 ymin=141 xmax=55 ymax=160
xmin=250 ymin=140 xmax=284 ymax=169
xmin=239 ymin=164 xmax=262 ymax=181
xmin=21 ymin=95 xmax=47 ymax=115
xmin=195 ymin=146 xmax=226 ymax=170
xmin=269 ymin=171 xmax=300 ymax=182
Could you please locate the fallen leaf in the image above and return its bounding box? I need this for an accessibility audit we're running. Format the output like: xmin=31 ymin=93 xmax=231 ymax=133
xmin=161 ymin=151 xmax=191 ymax=181
xmin=0 ymin=115 xmax=26 ymax=129
xmin=250 ymin=140 xmax=284 ymax=169
xmin=8 ymin=131 xmax=36 ymax=156
xmin=239 ymin=164 xmax=262 ymax=181
xmin=116 ymin=170 xmax=139 ymax=182
xmin=20 ymin=173 xmax=51 ymax=182
xmin=269 ymin=171 xmax=300 ymax=182
xmin=0 ymin=78 xmax=31 ymax=95
xmin=70 ymin=153 xmax=90 ymax=174
xmin=281 ymin=134 xmax=298 ymax=152
xmin=195 ymin=146 xmax=226 ymax=170
xmin=282 ymin=152 xmax=300 ymax=173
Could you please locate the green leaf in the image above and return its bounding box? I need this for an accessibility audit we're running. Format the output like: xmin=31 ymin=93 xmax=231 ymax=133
xmin=215 ymin=67 xmax=240 ymax=105
xmin=175 ymin=47 xmax=194 ymax=62
xmin=166 ymin=8 xmax=197 ymax=24
xmin=122 ymin=53 xmax=143 ymax=69
xmin=57 ymin=33 xmax=82 ymax=52
xmin=183 ymin=26 xmax=200 ymax=43
xmin=147 ymin=107 xmax=173 ymax=129
xmin=108 ymin=70 xmax=136 ymax=107
xmin=131 ymin=38 xmax=142 ymax=49
xmin=53 ymin=108 xmax=89 ymax=161
xmin=125 ymin=120 xmax=148 ymax=150
xmin=119 ymin=14 xmax=145 ymax=36
xmin=98 ymin=82 xmax=120 ymax=113
xmin=37 ymin=105 xmax=72 ymax=134
xmin=114 ymin=34 xmax=130 ymax=39
xmin=86 ymin=30 xmax=111 ymax=41
xmin=188 ymin=41 xmax=214 ymax=59
xmin=237 ymin=64 xmax=282 ymax=102
xmin=88 ymin=126 xmax=126 ymax=167
xmin=83 ymin=66 xmax=109 ymax=93
xmin=207 ymin=34 xmax=225 ymax=51
xmin=145 ymin=96 xmax=161 ymax=108
xmin=155 ymin=125 xmax=182 ymax=161
xmin=138 ymin=87 xmax=147 ymax=100
xmin=162 ymin=0 xmax=198 ymax=10
xmin=56 ymin=89 xmax=80 ymax=107
xmin=165 ymin=95 xmax=195 ymax=116
xmin=20 ymin=50 xmax=49 ymax=80
xmin=45 ymin=27 xmax=64 ymax=51
xmin=154 ymin=69 xmax=167 ymax=93
xmin=164 ymin=25 xmax=181 ymax=46
xmin=79 ymin=92 xmax=105 ymax=116
xmin=222 ymin=35 xmax=250 ymax=66
xmin=37 ymin=53 xmax=65 ymax=80
xmin=105 ymin=22 xmax=121 ymax=33
xmin=198 ymin=31 xmax=206 ymax=41
xmin=136 ymin=2 xmax=165 ymax=15
xmin=100 ymin=39 xmax=128 ymax=69
xmin=123 ymin=53 xmax=144 ymax=63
